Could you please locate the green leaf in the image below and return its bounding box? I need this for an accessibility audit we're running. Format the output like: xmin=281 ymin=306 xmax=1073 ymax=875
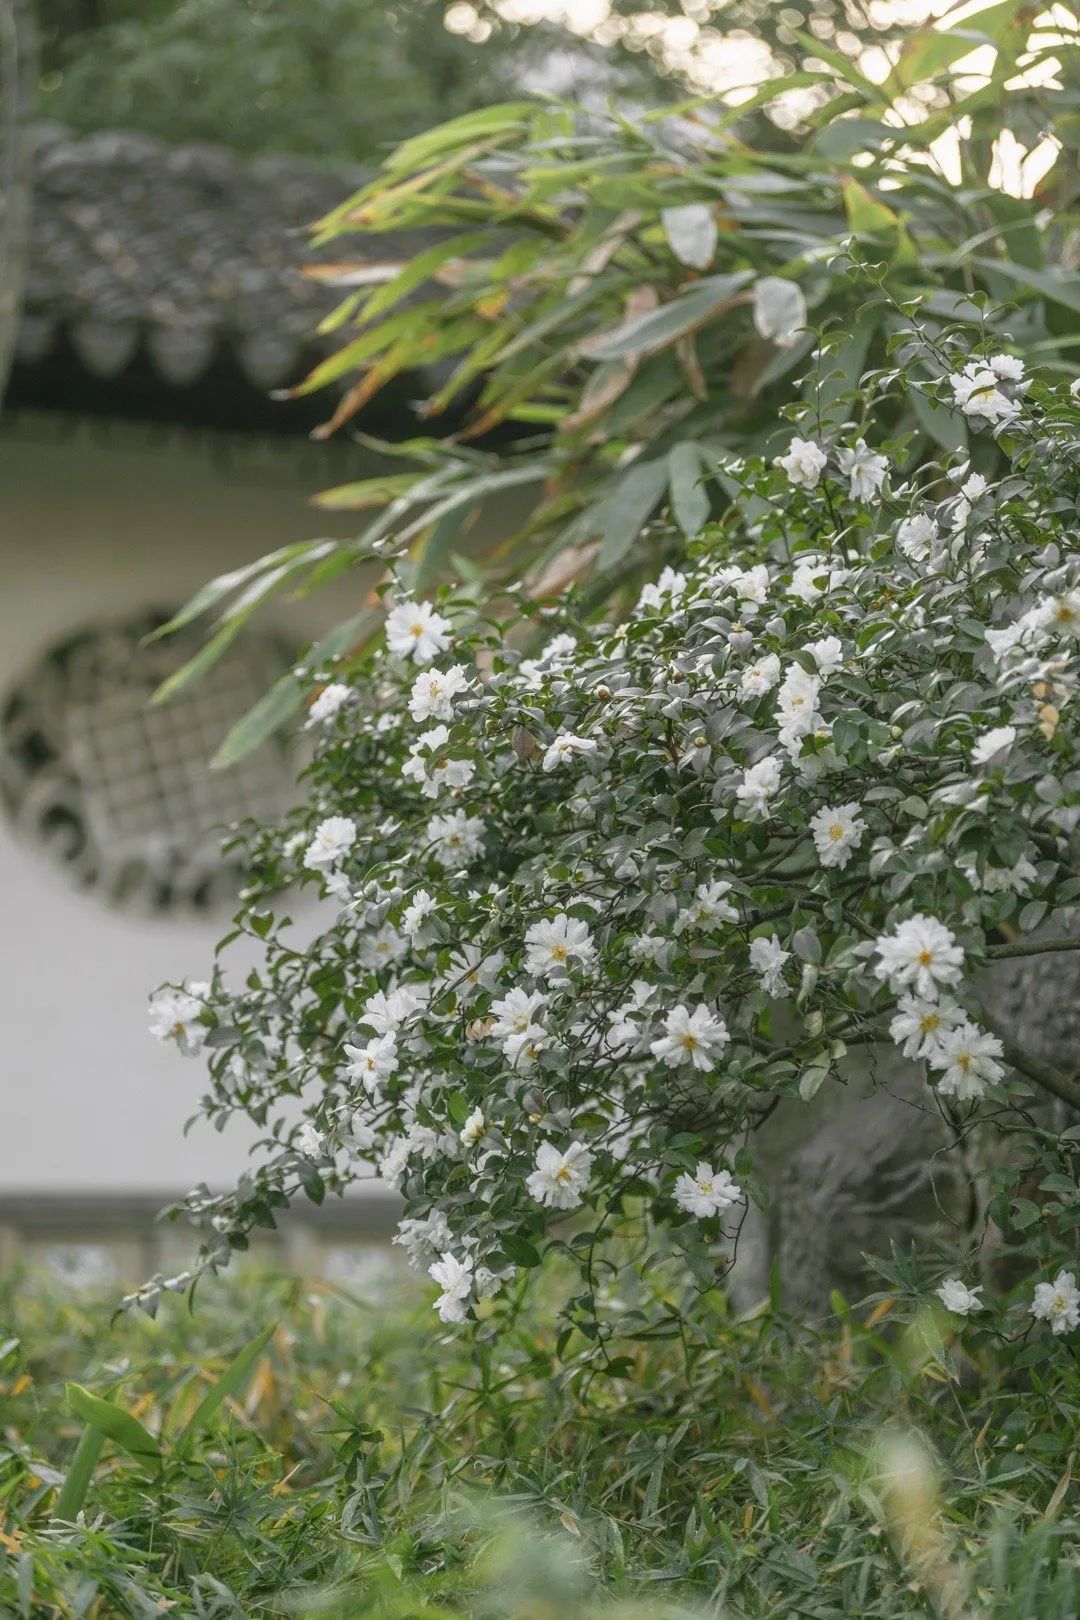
xmin=909 ymin=372 xmax=968 ymax=453
xmin=147 ymin=542 xmax=332 ymax=641
xmin=970 ymin=258 xmax=1080 ymax=316
xmin=582 ymin=272 xmax=754 ymax=363
xmin=53 ymin=1425 xmax=105 ymax=1522
xmin=175 ymin=1323 xmax=277 ymax=1456
xmin=661 ymin=203 xmax=718 ymax=270
xmin=501 ymin=1234 xmax=543 ymax=1268
xmin=667 ymin=443 xmax=709 ymax=538
xmin=210 ymin=672 xmax=304 ymax=770
xmin=589 ymin=460 xmax=670 ymax=572
xmin=66 ymin=1384 xmax=162 ymax=1460
xmin=886 ymin=1 xmax=1026 ymax=95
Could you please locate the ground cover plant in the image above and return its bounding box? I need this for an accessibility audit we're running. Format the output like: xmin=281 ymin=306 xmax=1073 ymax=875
xmin=1 ymin=1258 xmax=1079 ymax=1617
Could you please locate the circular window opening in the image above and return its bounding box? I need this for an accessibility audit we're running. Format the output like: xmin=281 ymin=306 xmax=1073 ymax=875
xmin=0 ymin=610 xmax=293 ymax=909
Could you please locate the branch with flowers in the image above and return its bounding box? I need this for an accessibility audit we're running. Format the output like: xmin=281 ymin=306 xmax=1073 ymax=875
xmin=143 ymin=320 xmax=1080 ymax=1356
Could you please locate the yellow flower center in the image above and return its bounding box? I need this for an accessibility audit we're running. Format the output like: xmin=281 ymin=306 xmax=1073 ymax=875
xmin=917 ymin=950 xmax=934 ymax=966
xmin=681 ymin=1033 xmax=699 ymax=1050
xmin=828 ymin=823 xmax=845 ymax=841
xmin=550 ymin=944 xmax=568 ymax=962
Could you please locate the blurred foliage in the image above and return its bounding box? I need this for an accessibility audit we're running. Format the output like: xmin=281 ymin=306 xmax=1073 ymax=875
xmin=34 ymin=0 xmax=675 ymax=162
xmin=292 ymin=3 xmax=1079 ymax=587
xmin=2 ymin=1257 xmax=1080 ymax=1615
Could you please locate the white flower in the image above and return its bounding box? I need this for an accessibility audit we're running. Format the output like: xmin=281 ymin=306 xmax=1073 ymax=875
xmin=490 ymin=987 xmax=547 ymax=1066
xmin=776 ymin=664 xmax=822 ymax=743
xmin=148 ymin=982 xmax=209 ymax=1055
xmin=524 ymin=913 xmax=596 ymax=979
xmin=896 ymin=512 xmax=939 ymax=563
xmin=753 ymin=275 xmax=807 ymax=348
xmin=305 ymin=682 xmax=351 ymax=727
xmin=428 ymin=1251 xmax=474 ymax=1323
xmin=459 ymin=1107 xmax=485 ymax=1147
xmin=676 ymin=880 xmax=738 ymax=934
xmin=402 ymin=888 xmax=437 ymax=938
xmin=303 ymin=816 xmax=357 ymax=871
xmin=936 ymin=1278 xmax=983 ymax=1316
xmin=386 ymin=599 xmax=453 ymax=665
xmin=358 ymin=924 xmax=406 ymax=970
xmin=525 ymin=1140 xmax=594 ymax=1210
xmin=518 ymin=633 xmax=579 ymax=689
xmin=1031 ymin=1270 xmax=1080 ymax=1335
xmin=402 ymin=725 xmax=476 ymax=797
xmin=971 ymin=726 xmax=1016 ymax=767
xmin=988 ymin=353 xmax=1025 ymax=383
xmin=749 ymin=935 xmax=791 ymax=997
xmin=637 ymin=567 xmax=688 ymax=613
xmin=810 ymin=801 xmax=867 ymax=869
xmin=836 ymin=438 xmax=888 ymax=501
xmin=805 ymin=636 xmax=843 ymax=676
xmin=294 ymin=1122 xmax=324 ymax=1159
xmin=960 ymin=471 xmax=989 ymax=500
xmin=344 ymin=1033 xmax=398 ymax=1094
xmin=409 ymin=664 xmax=470 ymax=723
xmin=651 ymin=1004 xmax=729 ymax=1071
xmin=542 ymin=733 xmax=598 ymax=772
xmin=789 ymin=556 xmax=848 ymax=603
xmin=929 ymin=1021 xmax=1005 ymax=1100
xmin=888 ymin=995 xmax=966 ymax=1060
xmin=358 ymin=986 xmax=422 ymax=1036
xmin=443 ymin=943 xmax=505 ymax=1000
xmin=874 ymin=915 xmax=964 ymax=1000
xmin=736 ymin=755 xmax=783 ymax=817
xmin=394 ymin=1210 xmax=453 ymax=1269
xmin=674 ymin=1160 xmax=742 ymax=1218
xmin=776 ymin=436 xmax=827 ymax=490
xmin=950 ymin=365 xmax=1020 ymax=426
xmin=427 ymin=810 xmax=485 ymax=869
xmin=739 ymin=653 xmax=781 ymax=701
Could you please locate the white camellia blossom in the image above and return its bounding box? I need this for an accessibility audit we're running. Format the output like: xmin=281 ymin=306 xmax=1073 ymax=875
xmin=675 ymin=881 xmax=738 ymax=934
xmin=525 ymin=1140 xmax=594 ymax=1209
xmin=739 ymin=653 xmax=781 ymax=701
xmin=426 ymin=810 xmax=485 ymax=869
xmin=542 ymin=733 xmax=598 ymax=771
xmin=402 ymin=889 xmax=437 ymax=938
xmin=408 ymin=664 xmax=470 ymax=723
xmin=810 ymin=802 xmax=867 ymax=869
xmin=896 ymin=512 xmax=939 ymax=563
xmin=888 ymin=995 xmax=966 ymax=1061
xmin=305 ymin=682 xmax=352 ymax=727
xmin=805 ymin=636 xmax=843 ymax=676
xmin=874 ymin=916 xmax=964 ymax=1000
xmin=674 ymin=1161 xmax=742 ymax=1218
xmin=736 ymin=755 xmax=783 ymax=817
xmin=752 ymin=276 xmax=807 ymax=348
xmin=936 ymin=1278 xmax=983 ymax=1316
xmin=344 ymin=1034 xmax=398 ymax=1094
xmin=971 ymin=726 xmax=1016 ymax=767
xmin=651 ymin=1004 xmax=729 ymax=1070
xmin=929 ymin=1022 xmax=1005 ymax=1100
xmin=303 ymin=816 xmax=357 ymax=871
xmin=524 ymin=913 xmax=596 ymax=979
xmin=749 ymin=935 xmax=791 ymax=996
xmin=386 ymin=599 xmax=453 ymax=665
xmin=459 ymin=1107 xmax=485 ymax=1147
xmin=402 ymin=725 xmax=476 ymax=797
xmin=358 ymin=986 xmax=423 ymax=1036
xmin=148 ymin=982 xmax=209 ymax=1055
xmin=490 ymin=987 xmax=547 ymax=1068
xmin=950 ymin=363 xmax=1022 ymax=426
xmin=836 ymin=439 xmax=888 ymax=501
xmin=1031 ymin=1271 xmax=1080 ymax=1335
xmin=294 ymin=1122 xmax=324 ymax=1159
xmin=776 ymin=436 xmax=827 ymax=490
xmin=428 ymin=1251 xmax=474 ymax=1323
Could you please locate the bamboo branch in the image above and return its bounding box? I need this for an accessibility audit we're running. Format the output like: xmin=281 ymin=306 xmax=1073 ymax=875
xmin=987 ymin=937 xmax=1080 ymax=961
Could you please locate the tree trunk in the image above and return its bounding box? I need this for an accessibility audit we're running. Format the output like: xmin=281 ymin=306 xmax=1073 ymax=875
xmin=0 ymin=0 xmax=38 ymax=407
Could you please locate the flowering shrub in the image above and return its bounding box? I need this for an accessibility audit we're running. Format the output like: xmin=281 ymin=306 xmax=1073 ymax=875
xmin=146 ymin=325 xmax=1080 ymax=1357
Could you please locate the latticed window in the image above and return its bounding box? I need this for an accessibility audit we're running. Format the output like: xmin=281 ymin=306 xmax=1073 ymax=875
xmin=1 ymin=611 xmax=293 ymax=908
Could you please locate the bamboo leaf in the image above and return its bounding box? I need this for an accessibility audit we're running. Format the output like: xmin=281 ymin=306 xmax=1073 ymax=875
xmin=53 ymin=1425 xmax=105 ymax=1522
xmin=66 ymin=1384 xmax=162 ymax=1460
xmin=175 ymin=1323 xmax=277 ymax=1456
xmin=581 ymin=272 xmax=753 ymax=363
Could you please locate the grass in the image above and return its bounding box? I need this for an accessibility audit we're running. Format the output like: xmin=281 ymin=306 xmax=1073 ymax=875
xmin=1 ymin=1254 xmax=1078 ymax=1617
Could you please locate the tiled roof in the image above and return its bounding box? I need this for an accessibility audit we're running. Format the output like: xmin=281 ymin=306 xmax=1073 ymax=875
xmin=9 ymin=125 xmax=430 ymax=429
